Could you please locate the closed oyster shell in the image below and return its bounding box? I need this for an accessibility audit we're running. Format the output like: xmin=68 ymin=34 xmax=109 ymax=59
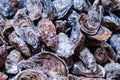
xmin=3 ymin=20 xmax=14 ymax=37
xmin=102 ymin=12 xmax=120 ymax=30
xmin=73 ymin=0 xmax=90 ymax=11
xmin=1 ymin=0 xmax=25 ymax=17
xmin=37 ymin=19 xmax=57 ymax=51
xmin=104 ymin=61 xmax=120 ymax=79
xmin=25 ymin=0 xmax=42 ymax=21
xmin=56 ymin=32 xmax=75 ymax=58
xmin=71 ymin=48 xmax=105 ymax=77
xmin=5 ymin=49 xmax=23 ymax=74
xmin=8 ymin=32 xmax=31 ymax=57
xmin=14 ymin=12 xmax=38 ymax=49
xmin=41 ymin=0 xmax=57 ymax=20
xmin=18 ymin=52 xmax=68 ymax=80
xmin=69 ymin=11 xmax=85 ymax=53
xmin=53 ymin=0 xmax=73 ymax=19
xmin=72 ymin=61 xmax=105 ymax=77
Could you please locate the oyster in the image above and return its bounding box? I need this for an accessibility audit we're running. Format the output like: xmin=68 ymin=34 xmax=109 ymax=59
xmin=79 ymin=0 xmax=103 ymax=35
xmin=8 ymin=32 xmax=31 ymax=57
xmin=110 ymin=34 xmax=120 ymax=58
xmin=72 ymin=48 xmax=105 ymax=77
xmin=37 ymin=19 xmax=57 ymax=51
xmin=41 ymin=0 xmax=57 ymax=20
xmin=1 ymin=0 xmax=25 ymax=17
xmin=15 ymin=69 xmax=47 ymax=80
xmin=102 ymin=12 xmax=120 ymax=30
xmin=56 ymin=32 xmax=74 ymax=58
xmin=18 ymin=52 xmax=68 ymax=80
xmin=88 ymin=26 xmax=111 ymax=41
xmin=53 ymin=0 xmax=73 ymax=19
xmin=25 ymin=0 xmax=42 ymax=21
xmin=5 ymin=49 xmax=23 ymax=74
xmin=14 ymin=11 xmax=38 ymax=49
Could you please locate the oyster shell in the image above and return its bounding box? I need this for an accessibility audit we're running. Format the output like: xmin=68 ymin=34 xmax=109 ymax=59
xmin=56 ymin=32 xmax=74 ymax=58
xmin=41 ymin=0 xmax=57 ymax=20
xmin=37 ymin=19 xmax=57 ymax=51
xmin=88 ymin=26 xmax=111 ymax=41
xmin=110 ymin=34 xmax=120 ymax=58
xmin=15 ymin=69 xmax=47 ymax=80
xmin=72 ymin=48 xmax=105 ymax=77
xmin=14 ymin=11 xmax=38 ymax=49
xmin=18 ymin=52 xmax=68 ymax=80
xmin=25 ymin=0 xmax=42 ymax=21
xmin=53 ymin=0 xmax=73 ymax=19
xmin=8 ymin=32 xmax=31 ymax=57
xmin=102 ymin=12 xmax=120 ymax=30
xmin=79 ymin=0 xmax=103 ymax=35
xmin=5 ymin=49 xmax=23 ymax=74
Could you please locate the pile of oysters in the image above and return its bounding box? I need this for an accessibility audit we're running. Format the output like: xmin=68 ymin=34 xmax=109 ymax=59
xmin=0 ymin=0 xmax=120 ymax=80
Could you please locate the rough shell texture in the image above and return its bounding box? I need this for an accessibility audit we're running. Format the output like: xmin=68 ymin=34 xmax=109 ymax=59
xmin=79 ymin=1 xmax=103 ymax=35
xmin=0 ymin=44 xmax=6 ymax=67
xmin=25 ymin=0 xmax=42 ymax=21
xmin=14 ymin=12 xmax=38 ymax=49
xmin=110 ymin=34 xmax=120 ymax=57
xmin=8 ymin=32 xmax=31 ymax=57
xmin=18 ymin=52 xmax=68 ymax=80
xmin=56 ymin=32 xmax=75 ymax=58
xmin=5 ymin=50 xmax=23 ymax=74
xmin=15 ymin=69 xmax=47 ymax=80
xmin=53 ymin=0 xmax=73 ymax=19
xmin=0 ymin=72 xmax=8 ymax=80
xmin=89 ymin=26 xmax=111 ymax=41
xmin=37 ymin=19 xmax=57 ymax=51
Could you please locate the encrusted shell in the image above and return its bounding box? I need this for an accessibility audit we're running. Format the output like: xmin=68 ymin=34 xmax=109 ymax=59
xmin=18 ymin=52 xmax=68 ymax=80
xmin=25 ymin=0 xmax=42 ymax=21
xmin=53 ymin=0 xmax=73 ymax=19
xmin=5 ymin=49 xmax=23 ymax=74
xmin=15 ymin=69 xmax=47 ymax=80
xmin=37 ymin=19 xmax=57 ymax=51
xmin=8 ymin=32 xmax=31 ymax=57
xmin=56 ymin=32 xmax=75 ymax=58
